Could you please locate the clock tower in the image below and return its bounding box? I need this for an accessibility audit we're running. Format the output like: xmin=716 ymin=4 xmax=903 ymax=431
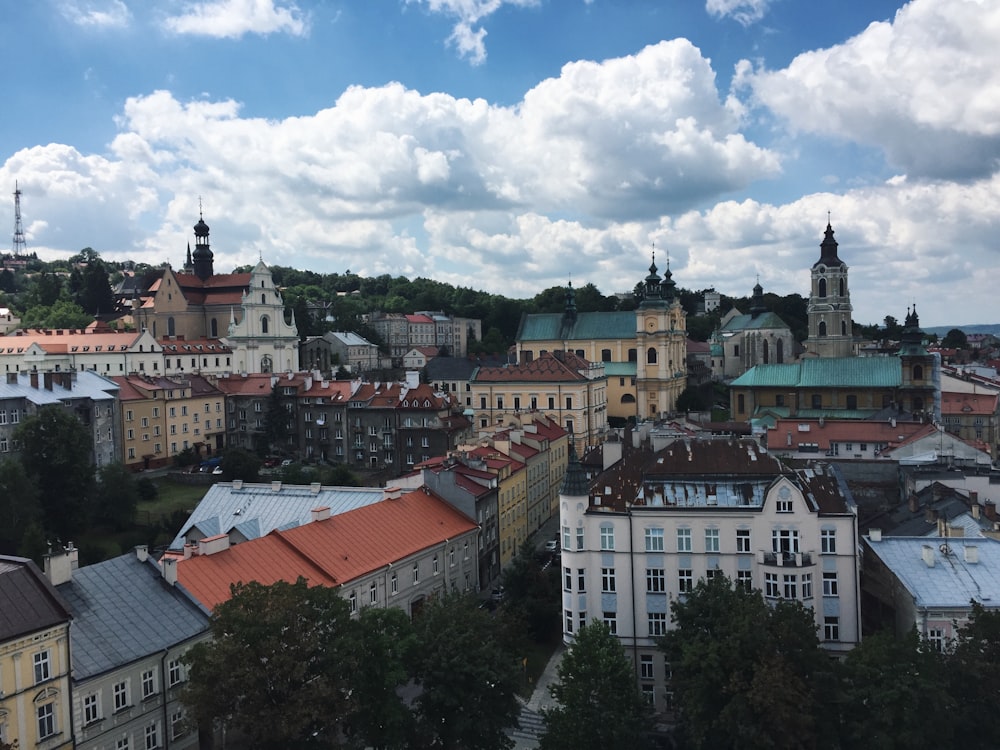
xmin=635 ymin=254 xmax=687 ymax=419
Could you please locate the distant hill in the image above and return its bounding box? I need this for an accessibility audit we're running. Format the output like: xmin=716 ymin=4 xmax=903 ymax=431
xmin=923 ymin=324 xmax=1000 ymax=337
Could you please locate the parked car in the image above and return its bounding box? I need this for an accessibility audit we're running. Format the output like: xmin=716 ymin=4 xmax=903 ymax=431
xmin=544 ymin=538 xmax=559 ymax=553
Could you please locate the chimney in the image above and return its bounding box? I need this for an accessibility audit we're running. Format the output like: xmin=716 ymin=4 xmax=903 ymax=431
xmin=964 ymin=545 xmax=979 ymax=564
xmin=986 ymin=501 xmax=997 ymax=522
xmin=198 ymin=534 xmax=230 ymax=556
xmin=232 ymin=479 xmax=243 ymax=490
xmin=271 ymin=481 xmax=282 ymax=492
xmin=925 ymin=507 xmax=937 ymax=524
xmin=310 ymin=482 xmax=322 ymax=494
xmin=972 ymin=502 xmax=981 ymax=520
xmin=311 ymin=506 xmax=331 ymax=523
xmin=937 ymin=516 xmax=946 ymax=537
xmin=43 ymin=372 xmax=53 ymax=390
xmin=135 ymin=544 xmax=148 ymax=563
xmin=921 ymin=544 xmax=935 ymax=567
xmin=383 ymin=486 xmax=403 ymax=500
xmin=43 ymin=542 xmax=79 ymax=586
xmin=971 ymin=491 xmax=979 ymax=504
xmin=183 ymin=543 xmax=195 ymax=560
xmin=908 ymin=494 xmax=920 ymax=514
xmin=29 ymin=372 xmax=38 ymax=389
xmin=162 ymin=557 xmax=178 ymax=586
xmin=868 ymin=528 xmax=882 ymax=542
xmin=5 ymin=373 xmax=15 ymax=385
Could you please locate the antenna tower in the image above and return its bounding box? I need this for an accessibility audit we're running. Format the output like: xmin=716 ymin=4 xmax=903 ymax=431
xmin=12 ymin=182 xmax=27 ymax=255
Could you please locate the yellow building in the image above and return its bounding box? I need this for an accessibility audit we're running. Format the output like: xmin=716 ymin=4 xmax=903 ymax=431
xmin=0 ymin=556 xmax=73 ymax=750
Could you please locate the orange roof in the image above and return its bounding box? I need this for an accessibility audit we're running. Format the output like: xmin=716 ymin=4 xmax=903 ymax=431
xmin=768 ymin=417 xmax=928 ymax=451
xmin=940 ymin=392 xmax=998 ymax=416
xmin=473 ymin=351 xmax=595 ymax=383
xmin=175 ymin=488 xmax=477 ymax=611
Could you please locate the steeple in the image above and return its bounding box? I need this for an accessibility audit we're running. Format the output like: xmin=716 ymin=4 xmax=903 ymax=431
xmin=640 ymin=249 xmax=665 ymax=308
xmin=560 ymin=441 xmax=588 ymax=496
xmin=750 ymin=277 xmax=766 ymax=316
xmin=564 ymin=279 xmax=577 ymax=324
xmin=191 ymin=200 xmax=214 ymax=281
xmin=815 ymin=219 xmax=844 ymax=268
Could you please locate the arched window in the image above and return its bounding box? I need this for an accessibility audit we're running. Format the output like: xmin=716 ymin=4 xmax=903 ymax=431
xmin=210 ymin=318 xmax=218 ymax=337
xmin=261 ymin=354 xmax=273 ymax=373
xmin=167 ymin=317 xmax=176 ymax=336
xmin=776 ymin=339 xmax=784 ymax=363
xmin=261 ymin=315 xmax=270 ymax=333
xmin=261 ymin=293 xmax=267 ymax=304
xmin=819 ymin=321 xmax=827 ymax=337
xmin=841 ymin=320 xmax=847 ymax=336
xmin=628 ymin=348 xmax=637 ymax=363
xmin=818 ymin=278 xmax=827 ymax=298
xmin=647 ymin=347 xmax=657 ymax=364
xmin=839 ymin=278 xmax=845 ymax=297
xmin=621 ymin=393 xmax=636 ymax=404
xmin=762 ymin=340 xmax=769 ymax=364
xmin=913 ymin=364 xmax=924 ymax=380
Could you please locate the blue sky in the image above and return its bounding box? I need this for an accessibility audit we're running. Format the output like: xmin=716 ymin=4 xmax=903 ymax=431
xmin=2 ymin=0 xmax=998 ymax=327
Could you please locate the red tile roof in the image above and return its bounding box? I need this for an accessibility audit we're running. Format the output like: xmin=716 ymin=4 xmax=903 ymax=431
xmin=473 ymin=351 xmax=595 ymax=383
xmin=175 ymin=488 xmax=476 ymax=611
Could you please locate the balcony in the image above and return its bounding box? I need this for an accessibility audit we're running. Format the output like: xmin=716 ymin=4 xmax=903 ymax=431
xmin=758 ymin=550 xmax=813 ymax=567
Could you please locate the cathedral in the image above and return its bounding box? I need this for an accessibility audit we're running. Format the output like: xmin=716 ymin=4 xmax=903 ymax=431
xmin=133 ymin=213 xmax=299 ymax=374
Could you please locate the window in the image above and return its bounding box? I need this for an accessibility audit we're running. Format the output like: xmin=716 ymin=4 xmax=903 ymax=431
xmin=142 ymin=668 xmax=156 ymax=699
xmin=349 ymin=590 xmax=358 ymax=614
xmin=578 ymin=611 xmax=587 ymax=631
xmin=391 ymin=572 xmax=398 ymax=594
xmin=171 ymin=710 xmax=186 ymax=740
xmin=114 ymin=680 xmax=129 ymax=711
xmin=433 ymin=555 xmax=440 ymax=575
xmin=600 ymin=526 xmax=614 ymax=551
xmin=168 ymin=659 xmax=182 ymax=687
xmin=772 ymin=528 xmax=800 ymax=554
xmin=802 ymin=573 xmax=813 ymax=599
xmin=601 ymin=567 xmax=616 ymax=593
xmin=783 ymin=574 xmax=797 ymax=599
xmin=648 ymin=612 xmax=668 ymax=636
xmin=823 ymin=572 xmax=839 ymax=597
xmin=736 ymin=528 xmax=751 ymax=553
xmin=646 ymin=568 xmax=666 ymax=593
xmin=765 ymin=572 xmax=779 ymax=598
xmin=412 ymin=563 xmax=419 ymax=585
xmin=84 ymin=692 xmax=100 ymax=724
xmin=645 ymin=527 xmax=664 ymax=552
xmin=821 ymin=529 xmax=837 ymax=554
xmin=565 ymin=610 xmax=574 ymax=634
xmin=737 ymin=569 xmax=753 ymax=591
xmin=676 ymin=528 xmax=692 ymax=552
xmin=565 ymin=396 xmax=573 ymax=410
xmin=603 ymin=612 xmax=618 ymax=634
xmin=37 ymin=702 xmax=56 ymax=739
xmin=564 ymin=567 xmax=572 ymax=591
xmin=705 ymin=528 xmax=720 ymax=553
xmin=776 ymin=496 xmax=793 ymax=513
xmin=640 ymin=654 xmax=654 ymax=679
xmin=562 ymin=525 xmax=571 ymax=549
xmin=33 ymin=650 xmax=51 ymax=683
xmin=577 ymin=568 xmax=585 ymax=591
xmin=927 ymin=628 xmax=945 ymax=652
xmin=641 ymin=684 xmax=655 ymax=705
xmin=576 ymin=526 xmax=584 ymax=550
xmin=824 ymin=616 xmax=840 ymax=641
xmin=145 ymin=721 xmax=159 ymax=750
xmin=678 ymin=569 xmax=693 ymax=593
xmin=117 ymin=738 xmax=130 ymax=750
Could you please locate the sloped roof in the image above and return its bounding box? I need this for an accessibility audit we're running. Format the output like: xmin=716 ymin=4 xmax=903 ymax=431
xmin=0 ymin=557 xmax=72 ymax=641
xmin=731 ymin=357 xmax=902 ymax=388
xmin=517 ymin=311 xmax=637 ymax=342
xmin=720 ymin=311 xmax=790 ymax=332
xmin=425 ymin=355 xmax=509 ymax=381
xmin=174 ymin=272 xmax=252 ymax=306
xmin=176 ymin=488 xmax=478 ymax=611
xmin=169 ymin=482 xmax=387 ymax=549
xmin=473 ymin=351 xmax=598 ymax=383
xmin=56 ymin=553 xmax=209 ymax=679
xmin=940 ymin=392 xmax=998 ymax=416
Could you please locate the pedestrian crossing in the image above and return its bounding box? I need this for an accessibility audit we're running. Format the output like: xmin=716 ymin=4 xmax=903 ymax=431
xmin=509 ymin=704 xmax=546 ymax=746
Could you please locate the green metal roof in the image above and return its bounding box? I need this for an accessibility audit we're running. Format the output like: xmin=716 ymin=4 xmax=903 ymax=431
xmin=517 ymin=311 xmax=637 ymax=341
xmin=603 ymin=362 xmax=637 ymax=376
xmin=732 ymin=357 xmax=902 ymax=389
xmin=720 ymin=311 xmax=790 ymax=332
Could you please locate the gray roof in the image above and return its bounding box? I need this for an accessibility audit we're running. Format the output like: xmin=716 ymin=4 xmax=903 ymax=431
xmin=326 ymin=330 xmax=376 ymax=347
xmin=720 ymin=311 xmax=790 ymax=332
xmin=864 ymin=535 xmax=1000 ymax=609
xmin=0 ymin=556 xmax=72 ymax=641
xmin=0 ymin=370 xmax=119 ymax=404
xmin=425 ymin=354 xmax=509 ymax=382
xmin=169 ymin=482 xmax=387 ymax=548
xmin=56 ymin=553 xmax=209 ymax=680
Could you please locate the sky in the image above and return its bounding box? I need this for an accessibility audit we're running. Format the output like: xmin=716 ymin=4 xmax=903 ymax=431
xmin=2 ymin=0 xmax=999 ymax=328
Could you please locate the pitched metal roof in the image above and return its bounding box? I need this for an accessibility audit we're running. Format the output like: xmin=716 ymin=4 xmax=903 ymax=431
xmin=0 ymin=557 xmax=72 ymax=641
xmin=731 ymin=357 xmax=902 ymax=388
xmin=56 ymin=553 xmax=209 ymax=680
xmin=517 ymin=311 xmax=637 ymax=341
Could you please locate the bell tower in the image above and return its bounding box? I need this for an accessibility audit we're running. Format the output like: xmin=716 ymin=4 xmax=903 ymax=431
xmin=804 ymin=221 xmax=853 ymax=358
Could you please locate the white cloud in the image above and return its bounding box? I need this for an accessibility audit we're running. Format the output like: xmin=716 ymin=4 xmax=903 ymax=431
xmin=60 ymin=0 xmax=131 ymax=28
xmin=408 ymin=0 xmax=539 ymax=64
xmin=163 ymin=0 xmax=308 ymax=39
xmin=744 ymin=0 xmax=1000 ymax=179
xmin=705 ymin=0 xmax=771 ymax=26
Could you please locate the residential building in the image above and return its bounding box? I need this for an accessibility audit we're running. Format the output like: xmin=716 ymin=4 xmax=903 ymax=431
xmin=46 ymin=545 xmax=210 ymax=750
xmin=0 ymin=307 xmax=20 ymax=335
xmin=368 ymin=312 xmax=482 ymax=362
xmin=300 ymin=330 xmax=383 ymax=374
xmin=516 ymin=263 xmax=687 ymax=422
xmin=861 ymin=532 xmax=1000 ymax=648
xmin=0 ymin=555 xmax=73 ymax=750
xmin=171 ymin=487 xmax=480 ymax=618
xmin=765 ymin=415 xmax=929 ymax=460
xmin=113 ymin=373 xmax=226 ymax=470
xmin=939 ymin=390 xmax=999 ymax=456
xmin=469 ymin=350 xmax=608 ymax=453
xmin=0 ymin=328 xmax=163 ymax=376
xmin=424 ymin=354 xmax=509 ymax=408
xmin=0 ymin=370 xmax=120 ymax=467
xmin=159 ymin=337 xmax=234 ymax=378
xmin=403 ymin=346 xmax=440 ymax=370
xmin=215 ymin=371 xmax=317 ymax=455
xmin=560 ymin=435 xmax=860 ymax=712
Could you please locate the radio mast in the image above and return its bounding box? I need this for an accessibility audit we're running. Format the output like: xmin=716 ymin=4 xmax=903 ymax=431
xmin=12 ymin=181 xmax=27 ymax=255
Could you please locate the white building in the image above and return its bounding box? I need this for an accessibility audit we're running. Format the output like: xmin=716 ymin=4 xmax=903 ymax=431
xmin=559 ymin=435 xmax=861 ymax=711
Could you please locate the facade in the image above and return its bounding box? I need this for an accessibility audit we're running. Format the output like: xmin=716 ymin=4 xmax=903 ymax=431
xmin=803 ymin=222 xmax=854 ymax=358
xmin=516 ymin=266 xmax=687 ymax=422
xmin=0 ymin=328 xmax=163 ymax=376
xmin=112 ymin=373 xmax=226 ymax=470
xmin=46 ymin=546 xmax=210 ymax=750
xmin=300 ymin=331 xmax=383 ymax=374
xmin=0 ymin=370 xmax=120 ymax=467
xmin=469 ymin=350 xmax=607 ymax=454
xmin=939 ymin=390 xmax=999 ymax=457
xmin=559 ymin=436 xmax=860 ymax=712
xmin=711 ymin=282 xmax=796 ymax=380
xmin=0 ymin=555 xmax=73 ymax=750
xmin=0 ymin=307 xmax=21 ymax=335
xmin=368 ymin=312 xmax=482 ymax=362
xmin=159 ymin=337 xmax=234 ymax=378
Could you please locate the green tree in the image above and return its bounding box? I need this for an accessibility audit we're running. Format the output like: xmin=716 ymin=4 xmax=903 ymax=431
xmin=219 ymin=447 xmax=261 ymax=482
xmin=538 ymin=621 xmax=649 ymax=750
xmin=501 ymin=540 xmax=560 ymax=642
xmin=411 ymin=593 xmax=521 ymax=749
xmin=258 ymin=385 xmax=289 ymax=455
xmin=947 ymin=603 xmax=1000 ymax=747
xmin=14 ymin=404 xmax=96 ymax=538
xmin=95 ymin=462 xmax=140 ymax=530
xmin=182 ymin=579 xmax=357 ymax=749
xmin=661 ymin=574 xmax=833 ymax=750
xmin=21 ymin=298 xmax=92 ymax=328
xmin=0 ymin=457 xmax=42 ymax=551
xmin=345 ymin=607 xmax=417 ymax=750
xmin=942 ymin=328 xmax=968 ymax=349
xmin=839 ymin=629 xmax=954 ymax=748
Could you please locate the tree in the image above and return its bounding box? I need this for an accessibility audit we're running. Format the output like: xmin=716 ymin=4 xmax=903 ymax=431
xmin=0 ymin=457 xmax=42 ymax=552
xmin=95 ymin=462 xmax=139 ymax=530
xmin=942 ymin=327 xmax=968 ymax=349
xmin=258 ymin=385 xmax=290 ymax=455
xmin=219 ymin=447 xmax=261 ymax=482
xmin=411 ymin=593 xmax=521 ymax=749
xmin=501 ymin=540 xmax=560 ymax=642
xmin=946 ymin=603 xmax=1000 ymax=747
xmin=14 ymin=404 xmax=96 ymax=538
xmin=538 ymin=621 xmax=649 ymax=750
xmin=21 ymin=298 xmax=92 ymax=328
xmin=344 ymin=607 xmax=417 ymax=750
xmin=182 ymin=578 xmax=358 ymax=749
xmin=661 ymin=574 xmax=834 ymax=749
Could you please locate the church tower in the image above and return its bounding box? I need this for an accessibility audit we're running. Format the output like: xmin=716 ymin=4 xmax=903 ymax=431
xmin=191 ymin=211 xmax=214 ymax=281
xmin=804 ymin=222 xmax=854 ymax=358
xmin=635 ymin=253 xmax=687 ymax=419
